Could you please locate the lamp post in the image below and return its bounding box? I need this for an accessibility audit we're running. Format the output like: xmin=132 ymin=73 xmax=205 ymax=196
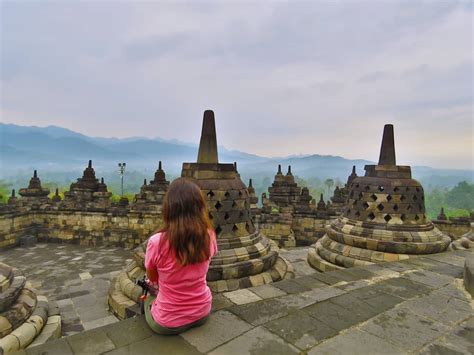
xmin=118 ymin=162 xmax=126 ymax=197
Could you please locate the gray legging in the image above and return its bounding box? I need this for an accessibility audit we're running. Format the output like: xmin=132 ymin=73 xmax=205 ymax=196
xmin=144 ymin=295 xmax=209 ymax=335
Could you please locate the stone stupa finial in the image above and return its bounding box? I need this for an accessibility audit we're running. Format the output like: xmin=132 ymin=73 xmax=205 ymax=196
xmin=378 ymin=124 xmax=396 ymax=166
xmin=197 ymin=110 xmax=218 ymax=164
xmin=33 ymin=170 xmax=37 ymax=178
xmin=249 ymin=178 xmax=253 ymax=188
xmin=88 ymin=160 xmax=92 ymax=169
xmin=277 ymin=164 xmax=282 ymax=174
xmin=287 ymin=165 xmax=292 ymax=175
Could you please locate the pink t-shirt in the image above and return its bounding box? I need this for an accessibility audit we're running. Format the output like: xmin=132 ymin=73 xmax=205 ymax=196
xmin=144 ymin=230 xmax=217 ymax=328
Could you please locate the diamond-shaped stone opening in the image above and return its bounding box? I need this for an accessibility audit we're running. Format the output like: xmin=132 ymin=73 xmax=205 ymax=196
xmin=355 ymin=211 xmax=361 ymax=217
xmin=358 ymin=192 xmax=364 ymax=200
xmin=378 ymin=186 xmax=384 ymax=192
xmin=239 ymin=211 xmax=244 ymax=218
xmin=232 ymin=201 xmax=237 ymax=208
xmin=224 ymin=191 xmax=230 ymax=199
xmin=224 ymin=212 xmax=230 ymax=220
xmin=413 ymin=195 xmax=418 ymax=201
xmin=365 ymin=186 xmax=370 ymax=191
xmin=377 ymin=203 xmax=384 ymax=211
xmin=370 ymin=194 xmax=377 ymax=201
xmin=363 ymin=202 xmax=370 ymax=209
xmin=367 ymin=212 xmax=376 ymax=221
xmin=386 ymin=194 xmax=392 ymax=201
xmin=355 ymin=184 xmax=360 ymax=188
xmin=400 ymin=195 xmax=406 ymax=201
xmin=415 ymin=214 xmax=420 ymax=221
xmin=394 ymin=187 xmax=400 ymax=192
xmin=215 ymin=201 xmax=222 ymax=210
xmin=407 ymin=205 xmax=412 ymax=211
xmin=416 ymin=187 xmax=421 ymax=192
xmin=384 ymin=214 xmax=392 ymax=222
xmin=232 ymin=224 xmax=238 ymax=232
xmin=207 ymin=190 xmax=215 ymax=198
xmin=238 ymin=191 xmax=243 ymax=196
xmin=401 ymin=214 xmax=406 ymax=221
xmin=393 ymin=204 xmax=399 ymax=211
xmin=215 ymin=225 xmax=222 ymax=235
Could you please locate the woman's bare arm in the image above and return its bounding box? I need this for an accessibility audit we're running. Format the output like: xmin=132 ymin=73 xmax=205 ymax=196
xmin=146 ymin=267 xmax=159 ymax=283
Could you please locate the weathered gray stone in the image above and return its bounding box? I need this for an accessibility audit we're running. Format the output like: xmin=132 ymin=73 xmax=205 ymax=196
xmin=66 ymin=328 xmax=116 ymax=354
xmin=208 ymin=326 xmax=300 ymax=355
xmin=249 ymin=284 xmax=287 ymax=299
xmin=464 ymin=256 xmax=474 ymax=297
xmin=401 ymin=269 xmax=454 ymax=289
xmin=180 ymin=310 xmax=253 ymax=353
xmin=307 ymin=329 xmax=404 ymax=355
xmin=361 ymin=308 xmax=450 ymax=352
xmin=263 ymin=310 xmax=338 ymax=350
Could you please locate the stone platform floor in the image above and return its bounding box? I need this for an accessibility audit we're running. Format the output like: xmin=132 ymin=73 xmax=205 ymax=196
xmin=0 ymin=244 xmax=133 ymax=336
xmin=0 ymin=243 xmax=314 ymax=338
xmin=17 ymin=249 xmax=474 ymax=355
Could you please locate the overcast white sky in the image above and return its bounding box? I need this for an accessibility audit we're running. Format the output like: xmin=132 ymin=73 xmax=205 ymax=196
xmin=1 ymin=0 xmax=473 ymax=169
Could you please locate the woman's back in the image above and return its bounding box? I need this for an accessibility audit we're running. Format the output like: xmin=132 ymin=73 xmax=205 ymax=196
xmin=145 ymin=230 xmax=217 ymax=328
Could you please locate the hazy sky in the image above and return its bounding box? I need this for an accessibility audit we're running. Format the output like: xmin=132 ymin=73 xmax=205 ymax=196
xmin=1 ymin=0 xmax=473 ymax=169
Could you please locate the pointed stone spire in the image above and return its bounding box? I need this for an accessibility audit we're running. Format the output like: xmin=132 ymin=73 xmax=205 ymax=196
xmin=277 ymin=164 xmax=282 ymax=175
xmin=52 ymin=188 xmax=62 ymax=202
xmin=249 ymin=178 xmax=253 ymax=188
xmin=197 ymin=110 xmax=218 ymax=164
xmin=33 ymin=170 xmax=37 ymax=178
xmin=234 ymin=162 xmax=238 ymax=172
xmin=437 ymin=207 xmax=447 ymax=221
xmin=88 ymin=160 xmax=92 ymax=168
xmin=8 ymin=189 xmax=17 ymax=204
xmin=158 ymin=161 xmax=162 ymax=170
xmin=287 ymin=165 xmax=292 ymax=175
xmin=143 ymin=178 xmax=147 ymax=186
xmin=101 ymin=177 xmax=104 ymax=184
xmin=317 ymin=193 xmax=327 ymax=211
xmin=378 ymin=124 xmax=396 ymax=165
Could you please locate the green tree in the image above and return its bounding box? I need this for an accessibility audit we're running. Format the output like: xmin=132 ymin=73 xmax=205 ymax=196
xmin=445 ymin=181 xmax=474 ymax=211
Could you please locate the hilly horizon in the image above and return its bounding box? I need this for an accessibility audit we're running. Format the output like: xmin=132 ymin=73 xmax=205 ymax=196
xmin=0 ymin=123 xmax=472 ymax=190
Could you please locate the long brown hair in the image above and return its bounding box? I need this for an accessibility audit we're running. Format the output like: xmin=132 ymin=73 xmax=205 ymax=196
xmin=160 ymin=178 xmax=213 ymax=266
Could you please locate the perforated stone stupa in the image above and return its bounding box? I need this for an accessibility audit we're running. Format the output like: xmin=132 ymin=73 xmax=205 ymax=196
xmin=108 ymin=110 xmax=293 ymax=319
xmin=308 ymin=124 xmax=451 ymax=272
xmin=61 ymin=160 xmax=112 ymax=210
xmin=131 ymin=161 xmax=170 ymax=212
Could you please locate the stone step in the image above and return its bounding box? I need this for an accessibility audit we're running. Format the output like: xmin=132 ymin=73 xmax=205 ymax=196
xmin=0 ymin=263 xmax=14 ymax=292
xmin=0 ymin=285 xmax=37 ymax=338
xmin=0 ymin=293 xmax=50 ymax=353
xmin=0 ymin=268 xmax=27 ymax=313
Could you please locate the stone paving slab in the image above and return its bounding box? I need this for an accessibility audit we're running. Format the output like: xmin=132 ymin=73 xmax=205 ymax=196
xmin=12 ymin=249 xmax=474 ymax=354
xmin=0 ymin=244 xmax=132 ymax=336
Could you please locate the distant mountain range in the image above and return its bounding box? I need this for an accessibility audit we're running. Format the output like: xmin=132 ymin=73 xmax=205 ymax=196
xmin=0 ymin=123 xmax=472 ymax=188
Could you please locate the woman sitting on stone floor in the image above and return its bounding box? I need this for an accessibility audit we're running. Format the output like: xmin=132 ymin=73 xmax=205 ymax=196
xmin=144 ymin=178 xmax=218 ymax=335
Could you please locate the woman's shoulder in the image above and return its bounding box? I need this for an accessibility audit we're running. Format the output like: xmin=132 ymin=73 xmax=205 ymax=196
xmin=148 ymin=232 xmax=165 ymax=246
